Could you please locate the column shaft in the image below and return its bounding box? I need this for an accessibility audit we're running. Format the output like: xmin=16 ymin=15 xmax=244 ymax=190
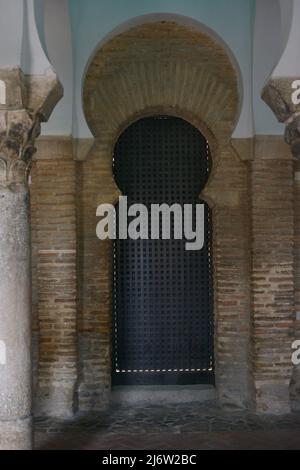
xmin=291 ymin=163 xmax=300 ymax=410
xmin=0 ymin=186 xmax=32 ymax=449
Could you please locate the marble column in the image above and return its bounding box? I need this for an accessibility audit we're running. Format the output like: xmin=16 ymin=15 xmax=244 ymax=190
xmin=286 ymin=116 xmax=300 ymax=411
xmin=262 ymin=78 xmax=300 ymax=413
xmin=0 ymin=70 xmax=62 ymax=449
xmin=0 ymin=111 xmax=38 ymax=449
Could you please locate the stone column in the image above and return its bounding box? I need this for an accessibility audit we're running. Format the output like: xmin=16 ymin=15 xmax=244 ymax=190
xmin=0 ymin=112 xmax=38 ymax=449
xmin=0 ymin=70 xmax=62 ymax=450
xmin=261 ymin=78 xmax=300 ymax=414
xmin=292 ymin=156 xmax=300 ymax=410
xmin=286 ymin=117 xmax=300 ymax=411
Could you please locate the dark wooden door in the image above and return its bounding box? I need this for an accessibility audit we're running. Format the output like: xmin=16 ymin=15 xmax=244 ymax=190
xmin=112 ymin=116 xmax=214 ymax=386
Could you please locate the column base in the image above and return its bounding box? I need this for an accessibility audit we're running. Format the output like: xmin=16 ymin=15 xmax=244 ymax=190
xmin=255 ymin=381 xmax=291 ymax=415
xmin=217 ymin=373 xmax=255 ymax=411
xmin=35 ymin=385 xmax=76 ymax=418
xmin=0 ymin=416 xmax=32 ymax=450
xmin=218 ymin=389 xmax=254 ymax=412
xmin=290 ymin=366 xmax=300 ymax=411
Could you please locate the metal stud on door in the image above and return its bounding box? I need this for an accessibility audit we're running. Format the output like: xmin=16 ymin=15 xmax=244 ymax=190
xmin=112 ymin=116 xmax=214 ymax=385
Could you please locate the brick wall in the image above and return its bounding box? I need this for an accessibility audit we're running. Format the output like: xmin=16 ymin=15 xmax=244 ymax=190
xmin=31 ymin=138 xmax=78 ymax=417
xmin=204 ymin=141 xmax=253 ymax=409
xmin=78 ymin=21 xmax=248 ymax=412
xmin=31 ymin=134 xmax=298 ymax=416
xmin=75 ymin=137 xmax=253 ymax=412
xmin=30 ymin=21 xmax=298 ymax=417
xmin=251 ymin=137 xmax=295 ymax=414
xmin=76 ymin=141 xmax=119 ymax=411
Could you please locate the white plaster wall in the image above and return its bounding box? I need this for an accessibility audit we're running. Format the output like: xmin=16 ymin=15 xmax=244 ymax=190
xmin=253 ymin=0 xmax=284 ymax=134
xmin=0 ymin=0 xmax=23 ymax=68
xmin=0 ymin=0 xmax=293 ymax=137
xmin=0 ymin=0 xmax=55 ymax=76
xmin=41 ymin=0 xmax=73 ymax=135
xmin=21 ymin=0 xmax=52 ymax=75
xmin=278 ymin=0 xmax=294 ymax=61
xmin=69 ymin=0 xmax=255 ymax=139
xmin=253 ymin=0 xmax=297 ymax=134
xmin=0 ymin=0 xmax=298 ymax=138
xmin=274 ymin=0 xmax=300 ymax=77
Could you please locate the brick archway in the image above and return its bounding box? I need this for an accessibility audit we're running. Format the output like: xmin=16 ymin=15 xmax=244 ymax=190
xmin=78 ymin=21 xmax=252 ymax=412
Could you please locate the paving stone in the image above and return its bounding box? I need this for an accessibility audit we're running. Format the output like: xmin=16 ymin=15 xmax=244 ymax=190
xmin=34 ymin=402 xmax=300 ymax=450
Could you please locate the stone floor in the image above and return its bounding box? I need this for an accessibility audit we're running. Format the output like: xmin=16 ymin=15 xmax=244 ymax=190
xmin=34 ymin=401 xmax=300 ymax=450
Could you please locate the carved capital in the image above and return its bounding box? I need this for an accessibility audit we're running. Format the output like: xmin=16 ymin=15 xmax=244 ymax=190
xmin=262 ymin=78 xmax=297 ymax=123
xmin=0 ymin=68 xmax=63 ymax=188
xmin=0 ymin=110 xmax=40 ymax=187
xmin=262 ymin=77 xmax=300 ymax=159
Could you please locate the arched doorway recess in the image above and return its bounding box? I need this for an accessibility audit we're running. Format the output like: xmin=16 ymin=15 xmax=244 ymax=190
xmin=79 ymin=19 xmax=251 ymax=411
